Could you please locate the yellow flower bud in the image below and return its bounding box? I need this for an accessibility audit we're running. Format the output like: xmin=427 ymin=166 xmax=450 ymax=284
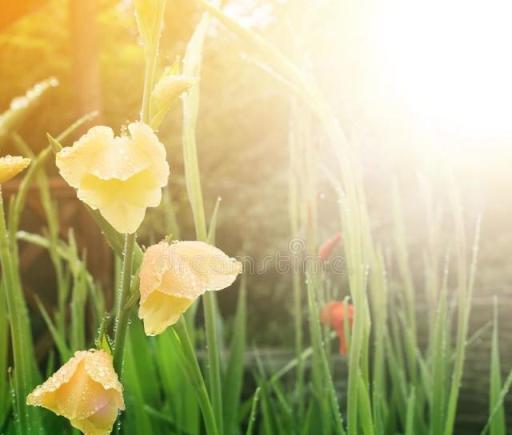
xmin=150 ymin=71 xmax=195 ymax=129
xmin=138 ymin=241 xmax=242 ymax=335
xmin=0 ymin=78 xmax=58 ymax=139
xmin=27 ymin=350 xmax=124 ymax=435
xmin=0 ymin=155 xmax=31 ymax=184
xmin=56 ymin=122 xmax=170 ymax=234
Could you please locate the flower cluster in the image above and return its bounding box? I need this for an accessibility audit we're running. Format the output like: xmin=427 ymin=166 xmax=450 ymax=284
xmin=26 ymin=121 xmax=241 ymax=434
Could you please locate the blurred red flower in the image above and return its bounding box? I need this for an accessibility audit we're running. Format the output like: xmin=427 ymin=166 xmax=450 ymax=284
xmin=318 ymin=232 xmax=342 ymax=262
xmin=320 ymin=300 xmax=354 ymax=355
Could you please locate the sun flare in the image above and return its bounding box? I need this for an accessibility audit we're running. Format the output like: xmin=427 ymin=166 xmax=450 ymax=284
xmin=370 ymin=0 xmax=512 ymax=147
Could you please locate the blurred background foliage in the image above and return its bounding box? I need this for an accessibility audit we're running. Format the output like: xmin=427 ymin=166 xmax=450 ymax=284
xmin=0 ymin=0 xmax=511 ymax=355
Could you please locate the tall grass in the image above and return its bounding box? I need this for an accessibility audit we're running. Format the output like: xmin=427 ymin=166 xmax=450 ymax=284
xmin=0 ymin=2 xmax=510 ymax=435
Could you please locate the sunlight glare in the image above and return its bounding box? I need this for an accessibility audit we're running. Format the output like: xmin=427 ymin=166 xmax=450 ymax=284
xmin=370 ymin=0 xmax=512 ymax=148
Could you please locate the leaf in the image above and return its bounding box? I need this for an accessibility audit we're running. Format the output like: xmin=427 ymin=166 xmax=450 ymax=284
xmin=489 ymin=299 xmax=506 ymax=435
xmin=223 ymin=273 xmax=247 ymax=433
xmin=35 ymin=297 xmax=70 ymax=362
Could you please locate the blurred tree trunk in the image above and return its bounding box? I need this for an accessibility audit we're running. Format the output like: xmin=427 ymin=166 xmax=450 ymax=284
xmin=68 ymin=0 xmax=103 ymax=124
xmin=68 ymin=0 xmax=112 ymax=292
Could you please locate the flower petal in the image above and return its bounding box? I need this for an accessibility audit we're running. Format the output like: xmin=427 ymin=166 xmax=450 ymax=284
xmin=127 ymin=122 xmax=169 ymax=183
xmin=71 ymin=390 xmax=120 ymax=435
xmin=138 ymin=290 xmax=194 ymax=335
xmin=139 ymin=242 xmax=204 ymax=302
xmin=26 ymin=351 xmax=86 ymax=411
xmin=56 ymin=122 xmax=170 ymax=234
xmin=0 ymin=155 xmax=31 ymax=184
xmin=27 ymin=350 xmax=124 ymax=434
xmin=137 ymin=241 xmax=241 ymax=336
xmin=83 ymin=351 xmax=124 ymax=410
xmin=56 ymin=126 xmax=116 ymax=188
xmin=55 ymin=362 xmax=109 ymax=420
xmin=171 ymin=241 xmax=242 ymax=291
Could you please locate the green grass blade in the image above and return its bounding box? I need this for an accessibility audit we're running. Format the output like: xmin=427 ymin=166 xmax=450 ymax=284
xmin=0 ymin=187 xmax=41 ymax=434
xmin=245 ymin=387 xmax=261 ymax=435
xmin=207 ymin=197 xmax=222 ymax=245
xmin=430 ymin=256 xmax=450 ymax=434
xmin=442 ymin=205 xmax=481 ymax=435
xmin=156 ymin=330 xmax=200 ymax=435
xmin=0 ymin=282 xmax=9 ymax=428
xmin=305 ymin=272 xmax=346 ymax=435
xmin=173 ymin=318 xmax=219 ymax=435
xmin=35 ymin=297 xmax=70 ymax=361
xmin=480 ymin=366 xmax=512 ymax=435
xmin=122 ymin=324 xmax=158 ymax=434
xmin=488 ymin=298 xmax=506 ymax=435
xmin=405 ymin=388 xmax=416 ymax=435
xmin=223 ymin=273 xmax=247 ymax=433
xmin=181 ymin=14 xmax=225 ymax=434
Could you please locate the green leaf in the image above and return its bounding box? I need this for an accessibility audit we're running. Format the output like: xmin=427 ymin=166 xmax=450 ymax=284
xmin=35 ymin=296 xmax=70 ymax=362
xmin=245 ymin=387 xmax=261 ymax=435
xmin=489 ymin=299 xmax=506 ymax=435
xmin=223 ymin=273 xmax=247 ymax=433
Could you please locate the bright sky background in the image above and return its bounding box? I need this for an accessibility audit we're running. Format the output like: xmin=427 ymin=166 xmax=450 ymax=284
xmin=366 ymin=0 xmax=512 ymax=154
xmin=305 ymin=0 xmax=512 ymax=168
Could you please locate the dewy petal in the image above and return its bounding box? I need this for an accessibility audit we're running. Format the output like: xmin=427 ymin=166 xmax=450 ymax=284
xmin=71 ymin=391 xmax=121 ymax=435
xmin=127 ymin=122 xmax=169 ymax=183
xmin=170 ymin=241 xmax=242 ymax=291
xmin=83 ymin=350 xmax=124 ymax=410
xmin=27 ymin=350 xmax=123 ymax=435
xmin=55 ymin=362 xmax=109 ymax=420
xmin=139 ymin=242 xmax=204 ymax=302
xmin=56 ymin=126 xmax=117 ymax=188
xmin=27 ymin=351 xmax=86 ymax=412
xmin=139 ymin=242 xmax=169 ymax=301
xmin=139 ymin=290 xmax=195 ymax=335
xmin=0 ymin=155 xmax=31 ymax=184
xmin=138 ymin=240 xmax=241 ymax=336
xmin=56 ymin=122 xmax=170 ymax=234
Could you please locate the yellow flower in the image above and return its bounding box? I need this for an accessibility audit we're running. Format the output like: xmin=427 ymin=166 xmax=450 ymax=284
xmin=0 ymin=155 xmax=30 ymax=184
xmin=27 ymin=349 xmax=124 ymax=435
xmin=138 ymin=241 xmax=242 ymax=335
xmin=56 ymin=122 xmax=169 ymax=234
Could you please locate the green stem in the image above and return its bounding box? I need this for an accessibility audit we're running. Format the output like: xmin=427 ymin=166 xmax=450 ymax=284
xmin=202 ymin=292 xmax=224 ymax=433
xmin=141 ymin=48 xmax=158 ymax=124
xmin=113 ymin=233 xmax=136 ymax=375
xmin=181 ymin=14 xmax=224 ymax=433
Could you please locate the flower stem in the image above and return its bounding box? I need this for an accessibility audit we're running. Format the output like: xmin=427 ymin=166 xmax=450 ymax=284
xmin=181 ymin=15 xmax=224 ymax=433
xmin=141 ymin=47 xmax=158 ymax=124
xmin=113 ymin=232 xmax=136 ymax=375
